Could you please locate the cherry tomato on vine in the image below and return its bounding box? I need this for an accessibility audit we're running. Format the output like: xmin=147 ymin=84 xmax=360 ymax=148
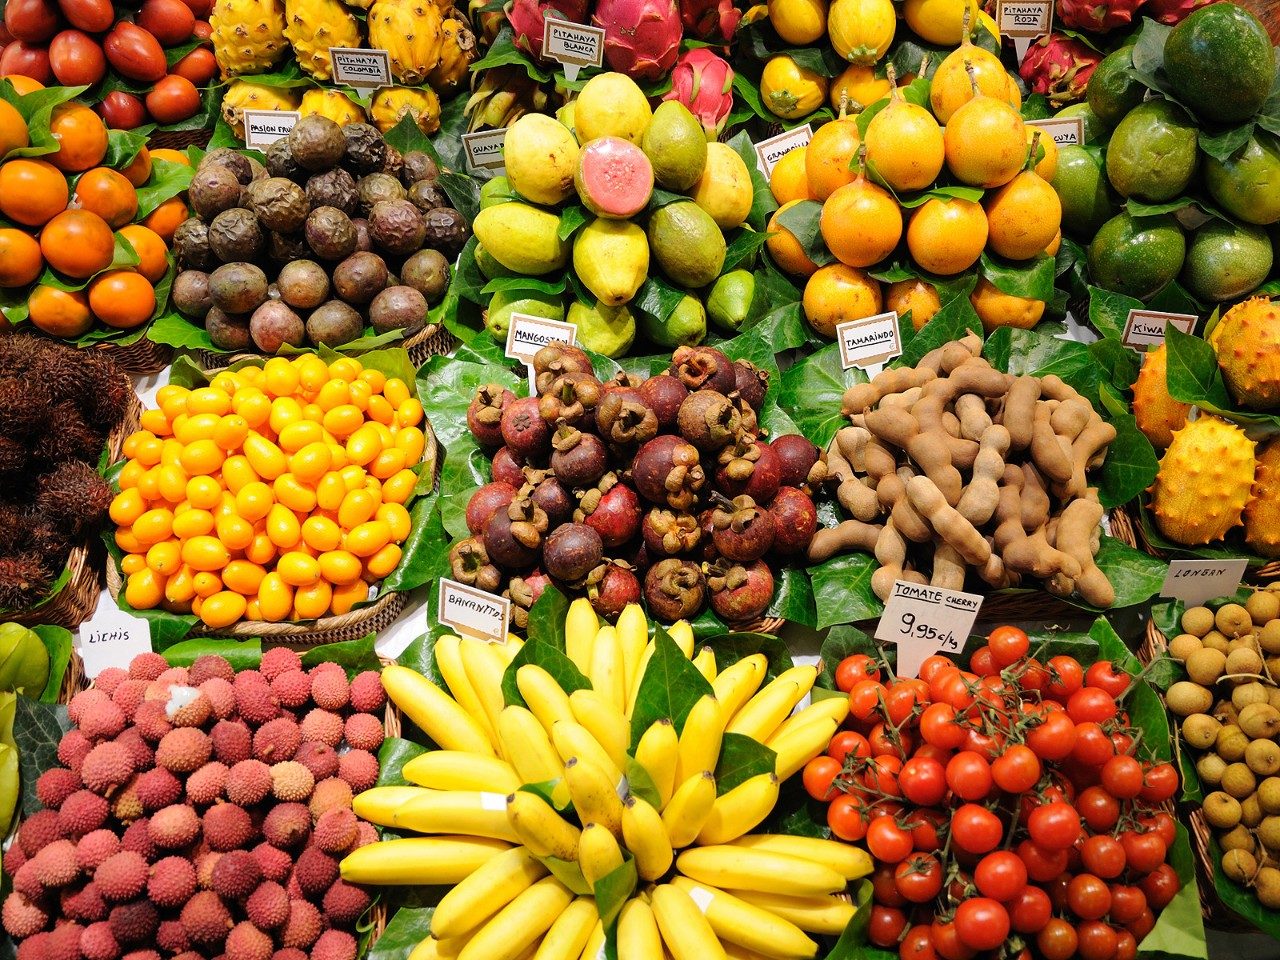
xmin=988 ymin=625 xmax=1030 ymax=666
xmin=1067 ymin=873 xmax=1113 ymax=920
xmin=885 ymin=681 xmax=926 ymax=726
xmin=828 ymin=730 xmax=870 ymax=766
xmin=919 ymin=655 xmax=953 ymax=683
xmin=869 ymin=723 xmax=914 ymax=760
xmin=1026 ymin=709 xmax=1077 ymax=760
xmin=1085 ymin=659 xmax=1131 ymax=697
xmin=872 ymin=863 xmax=907 ymax=906
xmin=969 ymin=645 xmax=998 ymax=677
xmin=900 ymin=756 xmax=947 ymax=807
xmin=827 ymin=794 xmax=867 ymax=841
xmin=1009 ymin=885 xmax=1053 ymax=933
xmin=1027 ymin=801 xmax=1081 ymax=851
xmin=1128 ymin=908 xmax=1156 ymax=941
xmin=1036 ymin=919 xmax=1078 ymax=960
xmin=1081 ymin=834 xmax=1126 ymax=879
xmin=849 ymin=679 xmax=885 ymax=720
xmin=911 ymin=808 xmax=946 ymax=852
xmin=953 ymin=898 xmax=1010 ymax=951
xmin=835 ymin=653 xmax=881 ymax=692
xmin=991 ymin=744 xmax=1041 ymax=794
xmin=1140 ymin=811 xmax=1177 ymax=849
xmin=868 ymin=905 xmax=908 ymax=947
xmin=1017 ymin=839 xmax=1071 ymax=882
xmin=1108 ymin=885 xmax=1148 ymax=925
xmin=1045 ymin=655 xmax=1084 ymax=700
xmin=973 ymin=850 xmax=1028 ymax=902
xmin=802 ymin=755 xmax=841 ymax=801
xmin=900 ymin=926 xmax=938 ymax=960
xmin=1071 ymin=722 xmax=1116 ymax=766
xmin=1076 ymin=920 xmax=1119 ymax=960
xmin=864 ymin=754 xmax=902 ymax=795
xmin=1124 ymin=832 xmax=1169 ymax=876
xmin=894 ymin=852 xmax=944 ymax=903
xmin=1101 ymin=755 xmax=1144 ymax=799
xmin=1139 ymin=763 xmax=1179 ymax=803
xmin=945 ymin=751 xmax=993 ymax=801
xmin=936 ymin=670 xmax=977 ymax=710
xmin=1068 ymin=686 xmax=1119 ymax=724
xmin=1115 ymin=928 xmax=1139 ymax=960
xmin=950 ymin=803 xmax=1003 ymax=855
xmin=919 ymin=701 xmax=966 ymax=750
xmin=1021 ymin=657 xmax=1049 ymax=692
xmin=866 ymin=817 xmax=915 ymax=863
xmin=930 ymin=920 xmax=976 ymax=960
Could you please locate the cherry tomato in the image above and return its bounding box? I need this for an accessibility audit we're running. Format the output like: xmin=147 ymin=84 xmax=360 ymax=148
xmin=1016 ymin=839 xmax=1071 ymax=882
xmin=1114 ymin=929 xmax=1138 ymax=960
xmin=1140 ymin=811 xmax=1177 ymax=849
xmin=918 ymin=701 xmax=965 ymax=750
xmin=1081 ymin=834 xmax=1127 ymax=879
xmin=802 ymin=755 xmax=841 ymax=801
xmin=1085 ymin=660 xmax=1130 ymax=697
xmin=1127 ymin=909 xmax=1156 ymax=941
xmin=1108 ymin=885 xmax=1147 ymax=925
xmin=836 ymin=653 xmax=880 ymax=691
xmin=919 ymin=655 xmax=953 ymax=683
xmin=1139 ymin=763 xmax=1179 ymax=803
xmin=973 ymin=850 xmax=1027 ymax=902
xmin=991 ymin=744 xmax=1041 ymax=794
xmin=950 ymin=803 xmax=1003 ymax=855
xmin=953 ymin=898 xmax=1009 ymax=951
xmin=828 ymin=794 xmax=867 ymax=842
xmin=936 ymin=670 xmax=977 ymax=710
xmin=867 ymin=817 xmax=915 ymax=864
xmin=1045 ymin=655 xmax=1084 ymax=700
xmin=900 ymin=756 xmax=947 ymax=807
xmin=869 ymin=723 xmax=914 ymax=760
xmin=1036 ymin=919 xmax=1078 ymax=960
xmin=911 ymin=808 xmax=946 ymax=852
xmin=1027 ymin=801 xmax=1081 ymax=851
xmin=850 ymin=679 xmax=886 ymax=721
xmin=1111 ymin=730 xmax=1135 ymax=755
xmin=900 ymin=926 xmax=938 ymax=960
xmin=885 ymin=681 xmax=925 ymax=726
xmin=930 ymin=920 xmax=976 ymax=960
xmin=1071 ymin=722 xmax=1116 ymax=766
xmin=1067 ymin=873 xmax=1113 ymax=920
xmin=869 ymin=905 xmax=908 ymax=947
xmin=829 ymin=730 xmax=871 ymax=766
xmin=914 ymin=744 xmax=954 ymax=765
xmin=872 ymin=863 xmax=907 ymax=907
xmin=894 ymin=852 xmax=944 ymax=903
xmin=945 ymin=751 xmax=993 ymax=801
xmin=1026 ymin=709 xmax=1077 ymax=760
xmin=1068 ymin=686 xmax=1119 ymax=724
xmin=1009 ymin=885 xmax=1052 ymax=934
xmin=962 ymin=726 xmax=1004 ymax=760
xmin=987 ymin=625 xmax=1029 ymax=666
xmin=969 ymin=645 xmax=998 ymax=677
xmin=1076 ymin=920 xmax=1119 ymax=960
xmin=864 ymin=754 xmax=902 ymax=796
xmin=1101 ymin=755 xmax=1144 ymax=799
xmin=1137 ymin=858 xmax=1178 ymax=902
xmin=1021 ymin=657 xmax=1049 ymax=692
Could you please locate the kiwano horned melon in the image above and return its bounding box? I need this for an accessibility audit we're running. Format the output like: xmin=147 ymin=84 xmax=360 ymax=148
xmin=1211 ymin=296 xmax=1280 ymax=410
xmin=1150 ymin=414 xmax=1257 ymax=545
xmin=1133 ymin=343 xmax=1190 ymax=449
xmin=221 ymin=81 xmax=301 ymax=139
xmin=1245 ymin=440 xmax=1280 ymax=557
xmin=283 ymin=0 xmax=361 ymax=80
xmin=211 ymin=0 xmax=289 ymax=77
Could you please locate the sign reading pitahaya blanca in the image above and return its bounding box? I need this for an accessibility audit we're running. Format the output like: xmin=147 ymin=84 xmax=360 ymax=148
xmin=836 ymin=312 xmax=902 ymax=378
xmin=1121 ymin=310 xmax=1197 ymax=351
xmin=997 ymin=0 xmax=1053 ymax=58
xmin=754 ymin=125 xmax=813 ymax=178
xmin=243 ymin=110 xmax=300 ymax=148
xmin=542 ymin=14 xmax=605 ymax=82
xmin=462 ymin=128 xmax=508 ymax=175
xmin=1026 ymin=115 xmax=1085 ymax=147
xmin=329 ymin=48 xmax=392 ymax=89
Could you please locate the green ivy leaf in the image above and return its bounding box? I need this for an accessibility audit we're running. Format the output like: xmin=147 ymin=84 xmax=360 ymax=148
xmin=1088 ymin=285 xmax=1143 ymax=340
xmin=15 ymin=697 xmax=69 ymax=816
xmin=1097 ymin=413 xmax=1159 ymax=509
xmin=705 ymin=632 xmax=795 ymax=682
xmin=979 ymin=252 xmax=1056 ymax=302
xmin=592 ymin=856 xmax=638 ymax=931
xmin=779 ymin=343 xmax=865 ymax=450
xmin=376 ymin=737 xmax=430 ymax=787
xmin=369 ymin=907 xmax=435 ymax=960
xmin=501 ymin=634 xmax=591 ymax=709
xmin=714 ymin=733 xmax=777 ymax=794
xmin=810 ymin=553 xmax=882 ymax=629
xmin=817 ymin=624 xmax=877 ymax=689
xmin=775 ymin=199 xmax=836 ymax=267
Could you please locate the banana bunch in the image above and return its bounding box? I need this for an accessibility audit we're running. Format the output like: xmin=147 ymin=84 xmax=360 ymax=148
xmin=340 ymin=599 xmax=870 ymax=959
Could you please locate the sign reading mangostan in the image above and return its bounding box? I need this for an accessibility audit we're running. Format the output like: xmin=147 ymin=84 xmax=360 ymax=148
xmin=1121 ymin=309 xmax=1198 ymax=350
xmin=542 ymin=14 xmax=605 ymax=81
xmin=876 ymin=581 xmax=983 ymax=678
xmin=505 ymin=314 xmax=578 ymax=392
xmin=1026 ymin=115 xmax=1085 ymax=147
xmin=243 ymin=110 xmax=301 ymax=148
xmin=79 ymin=595 xmax=153 ymax=679
xmin=1160 ymin=559 xmax=1249 ymax=607
xmin=835 ymin=312 xmax=902 ymax=377
xmin=462 ymin=128 xmax=508 ymax=175
xmin=438 ymin=578 xmax=511 ymax=643
xmin=753 ymin=125 xmax=812 ymax=178
xmin=329 ymin=47 xmax=392 ymax=89
xmin=997 ymin=0 xmax=1053 ymax=57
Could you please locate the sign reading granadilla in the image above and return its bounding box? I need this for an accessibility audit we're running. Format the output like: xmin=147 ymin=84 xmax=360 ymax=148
xmin=753 ymin=125 xmax=812 ymax=178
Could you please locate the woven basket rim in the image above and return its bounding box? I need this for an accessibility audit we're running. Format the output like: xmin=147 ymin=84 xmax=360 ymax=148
xmin=191 ymin=321 xmax=447 ymax=371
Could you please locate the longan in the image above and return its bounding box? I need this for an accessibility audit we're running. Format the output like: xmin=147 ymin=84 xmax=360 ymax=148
xmin=1202 ymin=631 xmax=1231 ymax=654
xmin=1222 ymin=762 xmax=1258 ymax=799
xmin=1227 ymin=647 xmax=1265 ymax=677
xmin=1186 ymin=648 xmax=1227 ymax=684
xmin=1259 ymin=777 xmax=1280 ymax=815
xmin=1182 ymin=713 xmax=1222 ymax=750
xmin=1261 ymin=816 xmax=1280 ymax=853
xmin=1239 ymin=702 xmax=1280 ymax=740
xmin=1222 ymin=848 xmax=1259 ymax=884
xmin=1247 ymin=590 xmax=1280 ymax=626
xmin=1254 ymin=867 xmax=1280 ymax=908
xmin=1182 ymin=605 xmax=1216 ymax=637
xmin=1243 ymin=794 xmax=1264 ymax=827
xmin=1198 ymin=753 xmax=1228 ymax=786
xmin=1169 ymin=633 xmax=1203 ymax=661
xmin=1222 ymin=824 xmax=1257 ymax=854
xmin=1232 ymin=682 xmax=1267 ymax=710
xmin=1261 ymin=621 xmax=1280 ymax=655
xmin=1247 ymin=738 xmax=1280 ymax=777
xmin=1217 ymin=724 xmax=1250 ymax=761
xmin=1167 ymin=680 xmax=1215 ymax=717
xmin=1219 ymin=603 xmax=1254 ymax=638
xmin=1205 ymin=790 xmax=1244 ymax=828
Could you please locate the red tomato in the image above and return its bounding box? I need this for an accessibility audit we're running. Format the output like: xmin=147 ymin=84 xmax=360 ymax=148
xmin=1009 ymin=885 xmax=1052 ymax=933
xmin=1071 ymin=722 xmax=1116 ymax=766
xmin=1085 ymin=660 xmax=1130 ymax=697
xmin=873 ymin=863 xmax=907 ymax=906
xmin=911 ymin=808 xmax=946 ymax=852
xmin=869 ymin=905 xmax=908 ymax=948
xmin=1114 ymin=928 xmax=1138 ymax=960
xmin=802 ymin=755 xmax=840 ymax=801
xmin=1067 ymin=686 xmax=1119 ymax=724
xmin=945 ymin=751 xmax=993 ymax=801
xmin=1101 ymin=755 xmax=1144 ymax=799
xmin=919 ymin=654 xmax=953 ymax=683
xmin=1081 ymin=835 xmax=1127 ymax=879
xmin=865 ymin=754 xmax=902 ymax=796
xmin=919 ymin=701 xmax=965 ymax=750
xmin=1123 ymin=832 xmax=1169 ymax=877
xmin=1026 ymin=709 xmax=1077 ymax=760
xmin=1036 ymin=919 xmax=1078 ymax=960
xmin=953 ymin=898 xmax=1010 ymax=951
xmin=987 ymin=625 xmax=1029 ymax=666
xmin=900 ymin=926 xmax=938 ymax=960
xmin=869 ymin=723 xmax=913 ymax=760
xmin=1108 ymin=885 xmax=1148 ymax=925
xmin=1017 ymin=840 xmax=1070 ymax=883
xmin=1127 ymin=909 xmax=1156 ymax=941
xmin=1140 ymin=811 xmax=1177 ymax=849
xmin=1139 ymin=763 xmax=1179 ymax=803
xmin=894 ymin=852 xmax=943 ymax=903
xmin=969 ymin=645 xmax=998 ymax=677
xmin=867 ymin=817 xmax=915 ymax=864
xmin=991 ymin=744 xmax=1041 ymax=794
xmin=828 ymin=730 xmax=870 ymax=765
xmin=1027 ymin=801 xmax=1081 ymax=851
xmin=950 ymin=803 xmax=1003 ymax=855
xmin=973 ymin=850 xmax=1027 ymax=902
xmin=827 ymin=794 xmax=867 ymax=842
xmin=836 ymin=653 xmax=880 ymax=691
xmin=1067 ymin=874 xmax=1113 ymax=920
xmin=936 ymin=670 xmax=977 ymax=710
xmin=885 ymin=681 xmax=925 ymax=726
xmin=962 ymin=726 xmax=1004 ymax=760
xmin=900 ymin=756 xmax=947 ymax=807
xmin=1076 ymin=920 xmax=1119 ymax=960
xmin=930 ymin=920 xmax=976 ymax=960
xmin=1045 ymin=655 xmax=1084 ymax=700
xmin=849 ymin=679 xmax=885 ymax=721
xmin=1022 ymin=657 xmax=1049 ymax=692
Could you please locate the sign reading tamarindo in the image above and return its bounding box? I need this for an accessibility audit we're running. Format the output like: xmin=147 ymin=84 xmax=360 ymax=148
xmin=835 ymin=312 xmax=903 ymax=377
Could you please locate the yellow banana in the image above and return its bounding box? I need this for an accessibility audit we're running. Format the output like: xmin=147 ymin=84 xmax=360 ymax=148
xmin=432 ymin=846 xmax=548 ymax=939
xmin=662 ymin=771 xmax=717 ymax=848
xmin=722 ymin=944 xmax=771 ymax=960
xmin=728 ymin=835 xmax=873 ymax=881
xmin=339 ymin=836 xmax=511 ymax=885
xmin=507 ymin=789 xmax=581 ymax=861
xmin=402 ymin=752 xmax=521 ymax=794
xmin=517 ymin=664 xmax=575 ymax=734
xmin=622 ymin=795 xmax=674 ymax=881
xmin=352 ymin=786 xmax=429 ymax=826
xmin=565 ymin=598 xmax=598 ymax=676
xmin=577 ymin=920 xmax=605 ymax=960
xmin=408 ymin=936 xmax=454 ymax=960
xmin=770 ymin=717 xmax=840 ymax=782
xmin=564 ymin=757 xmax=624 ymax=835
xmin=578 ymin=821 xmax=624 ymax=886
xmin=617 ymin=899 xmax=664 ymax=960
xmin=635 ymin=718 xmax=679 ymax=808
xmin=459 ymin=637 xmax=510 ymax=746
xmin=668 ymin=620 xmax=695 ymax=657
xmin=498 ymin=704 xmax=566 ymax=786
xmin=496 ymin=635 xmax=524 ymax=664
xmin=651 ymin=883 xmax=727 ymax=960
xmin=627 ymin=640 xmax=656 ymax=716
xmin=696 ymin=773 xmax=779 ymax=845
xmin=671 ymin=877 xmax=818 ymax=959
xmin=551 ymin=720 xmax=624 ymax=783
xmin=569 ymin=689 xmax=629 ymax=772
xmin=458 ymin=875 xmax=574 ymax=960
xmin=766 ymin=697 xmax=850 ymax=746
xmin=394 ymin=790 xmax=519 ymax=842
xmin=588 ymin=624 xmax=625 ymax=709
xmin=675 ymin=847 xmax=846 ymax=896
xmin=435 ymin=634 xmax=500 ymax=748
xmin=616 ymin=603 xmax=649 ymax=701
xmin=534 ymin=897 xmax=598 ymax=960
xmin=677 ymin=694 xmax=726 ymax=785
xmin=727 ymin=666 xmax=819 ymax=741
xmin=692 ymin=647 xmax=718 ymax=683
xmin=728 ymin=891 xmax=856 ymax=936
xmin=381 ymin=665 xmax=495 ymax=756
xmin=711 ymin=655 xmax=768 ymax=720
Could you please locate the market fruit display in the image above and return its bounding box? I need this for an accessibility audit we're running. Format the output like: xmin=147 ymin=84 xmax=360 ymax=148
xmin=811 ymin=625 xmax=1184 ymax=959
xmin=811 ymin=334 xmax=1118 ymax=606
xmin=0 ymin=337 xmax=128 ymax=613
xmin=109 ymin=352 xmax=429 ymax=628
xmin=168 ymin=118 xmax=465 ymax=353
xmin=343 ymin=599 xmax=869 ymax=956
xmin=0 ymin=648 xmax=382 ymax=960
xmin=458 ymin=343 xmax=820 ymax=624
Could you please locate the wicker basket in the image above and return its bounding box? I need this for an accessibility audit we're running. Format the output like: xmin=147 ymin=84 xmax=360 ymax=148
xmin=90 ymin=335 xmax=174 ymax=376
xmin=148 ymin=128 xmax=214 ymax=152
xmin=191 ymin=321 xmax=454 ymax=372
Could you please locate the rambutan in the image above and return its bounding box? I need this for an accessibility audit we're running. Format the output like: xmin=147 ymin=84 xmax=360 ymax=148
xmin=80 ymin=354 xmax=131 ymax=430
xmin=35 ymin=460 xmax=111 ymax=536
xmin=348 ymin=670 xmax=385 ymax=712
xmin=0 ymin=436 xmax=28 ymax=476
xmin=39 ymin=400 xmax=106 ymax=467
xmin=0 ymin=377 xmax=51 ymax=438
xmin=0 ymin=553 xmax=52 ymax=611
xmin=94 ymin=851 xmax=149 ymax=903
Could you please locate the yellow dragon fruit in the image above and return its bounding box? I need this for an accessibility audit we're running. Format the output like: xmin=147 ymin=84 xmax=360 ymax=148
xmin=426 ymin=9 xmax=478 ymax=94
xmin=371 ymin=85 xmax=442 ymax=134
xmin=210 ymin=0 xmax=289 ymax=77
xmin=1246 ymin=440 xmax=1280 ymax=557
xmin=368 ymin=0 xmax=445 ymax=86
xmin=299 ymin=88 xmax=367 ymax=125
xmin=1150 ymin=415 xmax=1257 ymax=545
xmin=284 ymin=0 xmax=362 ymax=80
xmin=1132 ymin=343 xmax=1190 ymax=449
xmin=464 ymin=64 xmax=549 ymax=131
xmin=1210 ymin=296 xmax=1280 ymax=410
xmin=221 ymin=81 xmax=302 ymax=139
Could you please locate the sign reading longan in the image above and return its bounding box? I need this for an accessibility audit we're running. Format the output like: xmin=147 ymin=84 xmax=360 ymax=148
xmin=1161 ymin=559 xmax=1249 ymax=606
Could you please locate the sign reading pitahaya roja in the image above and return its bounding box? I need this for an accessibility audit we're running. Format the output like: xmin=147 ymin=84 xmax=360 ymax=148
xmin=997 ymin=0 xmax=1053 ymax=58
xmin=542 ymin=13 xmax=605 ymax=81
xmin=329 ymin=48 xmax=392 ymax=89
xmin=243 ymin=110 xmax=300 ymax=149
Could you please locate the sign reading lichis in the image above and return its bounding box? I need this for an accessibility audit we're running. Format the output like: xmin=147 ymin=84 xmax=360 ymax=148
xmin=1026 ymin=115 xmax=1085 ymax=147
xmin=243 ymin=110 xmax=301 ymax=148
xmin=836 ymin=312 xmax=902 ymax=378
xmin=438 ymin=578 xmax=511 ymax=643
xmin=754 ymin=125 xmax=813 ymax=178
xmin=1160 ymin=559 xmax=1249 ymax=607
xmin=462 ymin=128 xmax=508 ymax=175
xmin=875 ymin=581 xmax=983 ymax=678
xmin=329 ymin=48 xmax=392 ymax=89
xmin=542 ymin=14 xmax=605 ymax=81
xmin=1121 ymin=310 xmax=1198 ymax=350
xmin=79 ymin=596 xmax=153 ymax=679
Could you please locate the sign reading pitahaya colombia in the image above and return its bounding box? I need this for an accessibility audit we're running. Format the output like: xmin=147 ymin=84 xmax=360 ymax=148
xmin=542 ymin=14 xmax=605 ymax=81
xmin=242 ymin=110 xmax=300 ymax=149
xmin=329 ymin=48 xmax=392 ymax=89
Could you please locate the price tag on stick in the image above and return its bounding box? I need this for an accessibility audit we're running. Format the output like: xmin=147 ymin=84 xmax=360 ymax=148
xmin=504 ymin=314 xmax=578 ymax=392
xmin=875 ymin=581 xmax=983 ymax=678
xmin=437 ymin=578 xmax=511 ymax=643
xmin=79 ymin=595 xmax=153 ymax=679
xmin=753 ymin=125 xmax=812 ymax=178
xmin=462 ymin=128 xmax=508 ymax=175
xmin=329 ymin=47 xmax=392 ymax=89
xmin=542 ymin=14 xmax=605 ymax=81
xmin=1160 ymin=559 xmax=1248 ymax=607
xmin=997 ymin=0 xmax=1053 ymax=59
xmin=836 ymin=312 xmax=902 ymax=378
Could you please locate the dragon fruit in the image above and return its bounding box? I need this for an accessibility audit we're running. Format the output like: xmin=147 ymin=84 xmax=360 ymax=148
xmin=1055 ymin=0 xmax=1146 ymax=32
xmin=663 ymin=47 xmax=734 ymax=140
xmin=1019 ymin=33 xmax=1102 ymax=106
xmin=593 ymin=0 xmax=682 ymax=81
xmin=1143 ymin=0 xmax=1213 ymax=24
xmin=679 ymin=0 xmax=741 ymax=42
xmin=507 ymin=0 xmax=589 ymax=60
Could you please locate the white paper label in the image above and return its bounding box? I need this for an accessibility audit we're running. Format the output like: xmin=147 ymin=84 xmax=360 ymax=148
xmin=243 ymin=110 xmax=300 ymax=148
xmin=1026 ymin=116 xmax=1085 ymax=147
xmin=836 ymin=312 xmax=902 ymax=376
xmin=687 ymin=885 xmax=715 ymax=913
xmin=542 ymin=15 xmax=605 ymax=80
xmin=1160 ymin=559 xmax=1248 ymax=607
xmin=997 ymin=0 xmax=1053 ymax=35
xmin=505 ymin=314 xmax=577 ymax=364
xmin=875 ymin=581 xmax=982 ymax=678
xmin=438 ymin=578 xmax=510 ymax=643
xmin=479 ymin=791 xmax=508 ymax=811
xmin=462 ymin=128 xmax=508 ymax=174
xmin=1121 ymin=310 xmax=1197 ymax=350
xmin=329 ymin=47 xmax=392 ymax=88
xmin=79 ymin=595 xmax=153 ymax=679
xmin=754 ymin=124 xmax=812 ymax=178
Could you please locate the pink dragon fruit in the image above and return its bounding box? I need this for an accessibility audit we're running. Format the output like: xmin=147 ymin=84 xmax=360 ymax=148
xmin=1143 ymin=0 xmax=1214 ymax=25
xmin=592 ymin=0 xmax=683 ymax=81
xmin=663 ymin=47 xmax=734 ymax=140
xmin=507 ymin=0 xmax=590 ymax=59
xmin=1019 ymin=33 xmax=1103 ymax=107
xmin=679 ymin=0 xmax=742 ymax=42
xmin=1055 ymin=0 xmax=1147 ymax=32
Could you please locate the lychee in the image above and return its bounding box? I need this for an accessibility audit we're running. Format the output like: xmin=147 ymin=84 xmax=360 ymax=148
xmin=251 ymin=842 xmax=293 ymax=882
xmin=270 ymin=670 xmax=312 ymax=709
xmin=294 ymin=846 xmax=338 ymax=897
xmin=186 ymin=761 xmax=230 ymax=806
xmin=270 ymin=761 xmax=315 ymax=802
xmin=254 ymin=717 xmax=302 ymax=762
xmin=203 ymin=802 xmax=256 ymax=851
xmin=149 ymin=804 xmax=201 ymax=849
xmin=2 ymin=893 xmax=49 ymax=938
xmin=309 ymin=777 xmax=353 ymax=820
xmin=180 ymin=890 xmax=232 ymax=946
xmin=36 ymin=767 xmax=81 ymax=809
xmin=80 ymin=742 xmax=135 ymax=794
xmin=199 ymin=677 xmax=236 ymax=719
xmin=128 ymin=652 xmax=168 ymax=680
xmin=226 ymin=759 xmax=273 ymax=806
xmin=294 ymin=741 xmax=338 ymax=780
xmin=310 ymin=670 xmax=349 ymax=710
xmin=343 ymin=713 xmax=384 ymax=751
xmin=348 ymin=671 xmax=385 ymax=713
xmin=338 ymin=749 xmax=378 ymax=792
xmin=211 ymin=850 xmax=263 ymax=901
xmin=313 ymin=807 xmax=358 ymax=854
xmin=80 ymin=919 xmax=121 ymax=960
xmin=156 ymin=727 xmax=213 ymax=774
xmin=323 ymin=880 xmax=371 ymax=925
xmin=245 ymin=880 xmax=290 ymax=930
xmin=259 ymin=647 xmax=302 ymax=681
xmin=135 ymin=768 xmax=183 ymax=812
xmin=299 ymin=709 xmax=343 ymax=747
xmin=262 ymin=803 xmax=311 ymax=849
xmin=226 ymin=921 xmax=273 ymax=960
xmin=31 ymin=838 xmax=80 ymax=888
xmin=189 ymin=654 xmax=235 ymax=685
xmin=312 ymin=929 xmax=357 ymax=960
xmin=211 ymin=719 xmax=253 ymax=765
xmin=279 ymin=899 xmax=323 ymax=949
xmin=108 ymin=899 xmax=158 ymax=945
xmin=94 ymin=851 xmax=149 ymax=902
xmin=148 ymin=856 xmax=198 ymax=908
xmin=76 ymin=830 xmax=121 ymax=872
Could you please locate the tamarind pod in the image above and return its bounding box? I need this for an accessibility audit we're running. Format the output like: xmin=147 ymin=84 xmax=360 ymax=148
xmin=941 ymin=411 xmax=962 ymax=438
xmin=905 ymin=438 xmax=965 ymax=505
xmin=837 ymin=478 xmax=881 ymax=522
xmin=806 ymin=520 xmax=882 ymax=564
xmin=991 ymin=465 xmax=1025 ymax=552
xmin=1050 ymin=397 xmax=1093 ymax=442
xmin=919 ymin=338 xmax=981 ymax=373
xmin=1002 ymin=376 xmax=1041 ymax=451
xmin=1038 ymin=374 xmax=1079 ymax=402
xmin=1053 ymin=494 xmax=1115 ymax=608
xmin=947 ymin=362 xmax=1013 ymax=399
xmin=954 ymin=393 xmax=993 ymax=442
xmin=1002 ymin=527 xmax=1082 ymax=581
xmin=864 ymin=440 xmax=897 ymax=484
xmin=904 ymin=475 xmax=992 ymax=567
xmin=1030 ymin=401 xmax=1075 ymax=483
xmin=901 ymin=567 xmax=929 ymax=586
xmin=1065 ymin=417 xmax=1117 ymax=499
xmin=871 ymin=521 xmax=908 ymax=601
xmin=977 ymin=546 xmax=1018 ymax=588
xmin=1020 ymin=464 xmax=1051 ymax=532
xmin=930 ymin=543 xmax=967 ymax=590
xmin=956 ymin=425 xmax=1010 ymax=526
xmin=834 ymin=426 xmax=874 ymax=472
xmin=890 ymin=493 xmax=934 ymax=543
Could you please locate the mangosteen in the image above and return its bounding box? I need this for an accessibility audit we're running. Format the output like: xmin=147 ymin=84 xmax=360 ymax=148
xmin=357 ymin=172 xmax=407 ymax=216
xmin=543 ymin=523 xmax=604 ymax=584
xmin=370 ymin=285 xmax=428 ymax=334
xmin=644 ymin=559 xmax=706 ymax=622
xmin=769 ymin=487 xmax=818 ymax=557
xmin=642 ymin=508 xmax=701 ymax=557
xmin=306 ymin=167 xmax=359 ymax=216
xmin=632 ymin=435 xmax=704 ymax=510
xmin=637 ymin=375 xmax=688 ymax=431
xmin=401 ymin=248 xmax=450 ymax=303
xmin=368 ymin=199 xmax=426 ymax=257
xmin=492 ymin=447 xmax=526 ymax=487
xmin=483 ymin=504 xmax=539 ymax=571
xmin=588 ymin=562 xmax=641 ymax=620
xmin=466 ymin=482 xmax=518 ymax=537
xmin=245 ymin=176 xmax=308 ymax=233
xmin=172 ymin=270 xmax=213 ymax=318
xmin=705 ymin=559 xmax=774 ymax=622
xmin=533 ymin=344 xmax=593 ymax=394
xmin=716 ymin=437 xmax=781 ymax=503
xmin=677 ymin=391 xmax=741 ymax=452
xmin=305 ymin=299 xmax=364 ymax=347
xmin=576 ymin=476 xmax=642 ymax=549
xmin=671 ymin=345 xmax=736 ymax=394
xmin=771 ymin=435 xmax=820 ymax=488
xmin=173 ymin=217 xmax=216 ymax=271
xmin=333 ymin=251 xmax=389 ymax=306
xmin=733 ymin=359 xmax=769 ymax=411
xmin=733 ymin=394 xmax=759 ymax=439
xmin=500 ymin=396 xmax=552 ymax=459
xmin=189 ymin=163 xmax=244 ymax=219
xmin=288 ymin=115 xmax=348 ymax=171
xmin=549 ymin=425 xmax=607 ymax=491
xmin=526 ymin=471 xmax=575 ymax=527
xmin=276 ymin=260 xmax=330 ymax=310
xmin=710 ymin=495 xmax=775 ymax=562
xmin=505 ymin=570 xmax=552 ymax=629
xmin=208 ymin=208 xmax=264 ymax=263
xmin=468 ymin=385 xmax=516 ymax=449
xmin=265 ymin=137 xmax=304 ymax=182
xmin=402 ymin=150 xmax=439 ymax=186
xmin=538 ymin=372 xmax=603 ymax=429
xmin=342 ymin=122 xmax=388 ymax=175
xmin=305 ymin=206 xmax=357 ymax=261
xmin=209 ymin=262 xmax=269 ymax=315
xmin=449 ymin=537 xmax=502 ymax=593
xmin=206 ymin=307 xmax=251 ymax=352
xmin=423 ymin=207 xmax=470 ymax=260
xmin=408 ymin=180 xmax=449 ymax=213
xmin=201 ymin=148 xmax=254 ymax=184
xmin=596 ymin=388 xmax=658 ymax=449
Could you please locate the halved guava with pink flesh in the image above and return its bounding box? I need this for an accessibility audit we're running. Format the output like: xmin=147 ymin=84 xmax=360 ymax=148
xmin=575 ymin=136 xmax=655 ymax=220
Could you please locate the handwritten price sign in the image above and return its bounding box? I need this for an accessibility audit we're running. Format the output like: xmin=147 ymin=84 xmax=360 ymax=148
xmin=875 ymin=581 xmax=983 ymax=677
